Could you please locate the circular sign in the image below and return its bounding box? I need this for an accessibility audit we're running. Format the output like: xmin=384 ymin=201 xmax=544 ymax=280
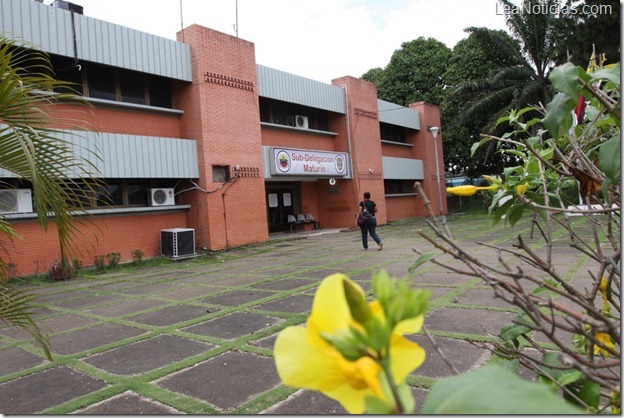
xmin=334 ymin=155 xmax=346 ymax=174
xmin=329 ymin=178 xmax=336 ymax=186
xmin=275 ymin=150 xmax=291 ymax=173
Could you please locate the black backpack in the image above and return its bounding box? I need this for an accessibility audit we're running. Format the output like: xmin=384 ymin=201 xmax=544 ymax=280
xmin=357 ymin=208 xmax=373 ymax=226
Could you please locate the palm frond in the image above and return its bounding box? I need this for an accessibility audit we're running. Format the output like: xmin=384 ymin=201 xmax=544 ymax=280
xmin=0 ymin=285 xmax=52 ymax=360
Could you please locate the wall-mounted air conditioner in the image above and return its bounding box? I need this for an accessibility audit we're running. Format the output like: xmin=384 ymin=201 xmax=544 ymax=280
xmin=295 ymin=115 xmax=309 ymax=129
xmin=161 ymin=228 xmax=195 ymax=258
xmin=0 ymin=189 xmax=33 ymax=213
xmin=149 ymin=188 xmax=175 ymax=206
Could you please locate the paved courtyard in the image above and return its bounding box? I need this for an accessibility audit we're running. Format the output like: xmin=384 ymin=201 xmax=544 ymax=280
xmin=0 ymin=213 xmax=594 ymax=414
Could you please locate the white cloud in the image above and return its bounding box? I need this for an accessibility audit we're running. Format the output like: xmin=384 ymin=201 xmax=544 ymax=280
xmin=58 ymin=0 xmax=509 ymax=83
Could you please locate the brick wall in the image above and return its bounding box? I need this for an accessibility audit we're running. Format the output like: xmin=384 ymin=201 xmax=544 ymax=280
xmin=176 ymin=25 xmax=268 ymax=250
xmin=2 ymin=211 xmax=188 ymax=278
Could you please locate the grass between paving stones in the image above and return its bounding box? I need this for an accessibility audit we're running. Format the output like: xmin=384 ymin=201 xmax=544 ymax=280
xmin=1 ymin=210 xmax=599 ymax=413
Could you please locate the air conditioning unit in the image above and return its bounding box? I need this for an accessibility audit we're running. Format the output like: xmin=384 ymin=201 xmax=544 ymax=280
xmin=295 ymin=115 xmax=309 ymax=129
xmin=0 ymin=189 xmax=33 ymax=213
xmin=161 ymin=228 xmax=195 ymax=258
xmin=149 ymin=188 xmax=175 ymax=206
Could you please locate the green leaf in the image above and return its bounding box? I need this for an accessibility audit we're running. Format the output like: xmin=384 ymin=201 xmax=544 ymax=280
xmin=421 ymin=365 xmax=585 ymax=414
xmin=409 ymin=251 xmax=440 ymax=272
xmin=500 ymin=322 xmax=532 ymax=346
xmin=588 ymin=63 xmax=621 ymax=86
xmin=599 ymin=136 xmax=621 ymax=183
xmin=471 ymin=137 xmax=492 ymax=157
xmin=365 ymin=395 xmax=394 ymax=414
xmin=557 ymin=370 xmax=585 ymax=387
xmin=579 ymin=380 xmax=601 ymax=409
xmin=397 ymin=382 xmax=416 ymax=414
xmin=507 ymin=203 xmax=525 ymax=226
xmin=542 ymin=93 xmax=575 ymax=139
xmin=549 ymin=63 xmax=579 ymax=99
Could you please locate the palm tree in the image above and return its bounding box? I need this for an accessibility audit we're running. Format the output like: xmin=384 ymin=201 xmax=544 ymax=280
xmin=451 ymin=0 xmax=561 ymax=131
xmin=0 ymin=35 xmax=100 ymax=360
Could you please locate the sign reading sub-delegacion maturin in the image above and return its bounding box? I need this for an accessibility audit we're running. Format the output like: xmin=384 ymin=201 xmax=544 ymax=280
xmin=272 ymin=148 xmax=349 ymax=176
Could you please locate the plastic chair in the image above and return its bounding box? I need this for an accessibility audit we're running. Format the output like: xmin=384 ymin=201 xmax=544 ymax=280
xmin=305 ymin=213 xmax=320 ymax=229
xmin=296 ymin=214 xmax=306 ymax=223
xmin=287 ymin=214 xmax=301 ymax=232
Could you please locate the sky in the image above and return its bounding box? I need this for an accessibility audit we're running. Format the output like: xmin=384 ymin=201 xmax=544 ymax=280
xmin=48 ymin=0 xmax=510 ymax=83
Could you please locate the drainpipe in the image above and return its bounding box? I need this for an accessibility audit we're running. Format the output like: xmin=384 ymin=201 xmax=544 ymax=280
xmin=339 ymin=84 xmax=360 ymax=207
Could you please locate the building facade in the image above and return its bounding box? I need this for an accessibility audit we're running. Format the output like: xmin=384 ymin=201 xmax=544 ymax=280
xmin=0 ymin=0 xmax=446 ymax=277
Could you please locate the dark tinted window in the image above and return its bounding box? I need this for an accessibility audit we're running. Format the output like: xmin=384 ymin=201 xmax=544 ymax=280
xmin=120 ymin=71 xmax=146 ymax=105
xmin=88 ymin=65 xmax=116 ymax=101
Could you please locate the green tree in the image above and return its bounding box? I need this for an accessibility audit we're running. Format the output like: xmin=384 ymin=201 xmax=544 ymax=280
xmin=440 ymin=28 xmax=525 ymax=176
xmin=362 ymin=37 xmax=451 ymax=106
xmin=450 ymin=0 xmax=559 ymax=132
xmin=554 ymin=0 xmax=621 ymax=67
xmin=0 ymin=35 xmax=99 ymax=359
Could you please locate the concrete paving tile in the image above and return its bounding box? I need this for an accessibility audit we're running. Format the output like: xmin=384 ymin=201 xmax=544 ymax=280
xmin=408 ymin=335 xmax=491 ymax=379
xmin=40 ymin=314 xmax=100 ymax=334
xmin=251 ymin=278 xmax=315 ymax=291
xmin=35 ymin=289 xmax=93 ymax=303
xmin=51 ymin=294 xmax=128 ymax=310
xmin=210 ymin=274 xmax=267 ymax=286
xmin=0 ymin=366 xmax=108 ymax=414
xmin=76 ymin=391 xmax=182 ymax=414
xmin=425 ymin=307 xmax=517 ymax=336
xmin=253 ymin=294 xmax=313 ymax=314
xmin=254 ymin=266 xmax=308 ymax=276
xmin=263 ymin=390 xmax=347 ymax=414
xmin=115 ymin=282 xmax=179 ymax=295
xmin=87 ymin=281 xmax=146 ymax=292
xmin=299 ymin=268 xmax=346 ymax=279
xmin=126 ymin=304 xmax=216 ymax=327
xmin=182 ymin=312 xmax=282 ymax=340
xmin=150 ymin=285 xmax=222 ymax=300
xmin=0 ymin=325 xmax=31 ymax=341
xmin=0 ymin=347 xmax=47 ymax=376
xmin=201 ymin=289 xmax=274 ymax=306
xmin=157 ymin=350 xmax=281 ymax=411
xmin=454 ymin=288 xmax=516 ymax=309
xmin=410 ymin=272 xmax=476 ymax=286
xmin=82 ymin=334 xmax=215 ymax=375
xmin=248 ymin=333 xmax=277 ymax=350
xmin=86 ymin=298 xmax=164 ymax=317
xmin=49 ymin=323 xmax=147 ymax=355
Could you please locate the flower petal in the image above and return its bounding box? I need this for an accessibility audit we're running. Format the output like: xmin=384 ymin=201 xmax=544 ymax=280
xmin=389 ymin=334 xmax=426 ymax=383
xmin=395 ymin=314 xmax=424 ymax=335
xmin=274 ymin=326 xmax=344 ymax=390
xmin=309 ymin=273 xmax=355 ymax=334
xmin=323 ymin=383 xmax=376 ymax=414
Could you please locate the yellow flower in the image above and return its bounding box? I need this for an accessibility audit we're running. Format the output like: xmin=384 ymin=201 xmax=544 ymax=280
xmin=599 ymin=276 xmax=611 ymax=315
xmin=594 ymin=332 xmax=615 ymax=357
xmin=274 ymin=273 xmax=425 ymax=414
xmin=516 ymin=182 xmax=529 ymax=196
xmin=446 ymin=185 xmax=497 ymax=196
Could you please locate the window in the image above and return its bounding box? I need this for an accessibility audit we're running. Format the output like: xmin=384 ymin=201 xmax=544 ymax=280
xmin=212 ymin=165 xmax=230 ymax=183
xmin=148 ymin=75 xmax=172 ymax=108
xmin=46 ymin=56 xmax=173 ymax=109
xmin=127 ymin=180 xmax=151 ymax=206
xmin=384 ymin=180 xmax=416 ymax=195
xmin=380 ymin=123 xmax=407 ymax=144
xmin=88 ymin=65 xmax=116 ymax=101
xmin=96 ymin=179 xmax=123 ymax=206
xmin=259 ymin=97 xmax=329 ymax=131
xmin=120 ymin=71 xmax=146 ymax=105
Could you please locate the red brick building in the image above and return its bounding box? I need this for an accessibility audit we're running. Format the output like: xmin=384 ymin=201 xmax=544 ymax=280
xmin=0 ymin=0 xmax=445 ymax=277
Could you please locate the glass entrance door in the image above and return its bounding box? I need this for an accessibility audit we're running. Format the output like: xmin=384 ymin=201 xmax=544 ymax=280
xmin=266 ymin=185 xmax=296 ymax=233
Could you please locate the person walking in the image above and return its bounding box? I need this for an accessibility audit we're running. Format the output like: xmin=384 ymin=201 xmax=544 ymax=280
xmin=357 ymin=192 xmax=383 ymax=250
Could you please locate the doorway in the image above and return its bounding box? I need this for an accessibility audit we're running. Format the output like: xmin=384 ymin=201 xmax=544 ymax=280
xmin=266 ymin=183 xmax=300 ymax=233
